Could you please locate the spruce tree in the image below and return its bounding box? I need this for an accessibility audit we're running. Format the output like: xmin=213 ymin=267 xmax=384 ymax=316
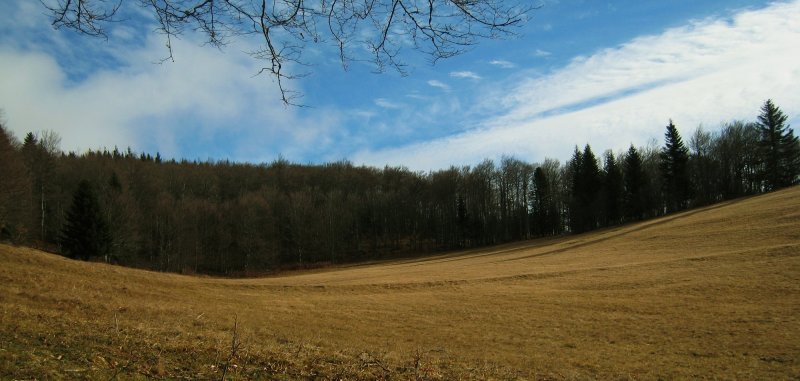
xmin=603 ymin=151 xmax=623 ymax=226
xmin=623 ymin=145 xmax=647 ymax=221
xmin=568 ymin=145 xmax=601 ymax=233
xmin=567 ymin=147 xmax=584 ymax=233
xmin=580 ymin=145 xmax=602 ymax=231
xmin=660 ymin=120 xmax=692 ymax=212
xmin=757 ymin=99 xmax=800 ymax=190
xmin=60 ymin=180 xmax=111 ymax=261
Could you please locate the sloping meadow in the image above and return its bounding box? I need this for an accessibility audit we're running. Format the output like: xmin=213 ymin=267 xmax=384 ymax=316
xmin=2 ymin=187 xmax=799 ymax=379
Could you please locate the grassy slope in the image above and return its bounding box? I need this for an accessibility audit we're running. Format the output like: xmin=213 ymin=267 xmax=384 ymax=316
xmin=1 ymin=187 xmax=799 ymax=379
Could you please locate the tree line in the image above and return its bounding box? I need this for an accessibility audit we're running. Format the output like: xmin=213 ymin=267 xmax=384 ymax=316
xmin=0 ymin=100 xmax=797 ymax=275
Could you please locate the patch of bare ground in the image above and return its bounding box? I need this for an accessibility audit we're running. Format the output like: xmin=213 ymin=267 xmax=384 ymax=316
xmin=2 ymin=187 xmax=800 ymax=379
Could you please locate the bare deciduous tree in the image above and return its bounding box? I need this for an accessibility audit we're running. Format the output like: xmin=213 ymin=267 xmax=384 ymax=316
xmin=42 ymin=0 xmax=535 ymax=104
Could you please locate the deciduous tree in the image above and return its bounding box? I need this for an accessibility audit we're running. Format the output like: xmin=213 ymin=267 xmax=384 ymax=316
xmin=42 ymin=0 xmax=534 ymax=104
xmin=622 ymin=145 xmax=646 ymax=221
xmin=689 ymin=126 xmax=719 ymax=206
xmin=21 ymin=131 xmax=61 ymax=243
xmin=0 ymin=123 xmax=32 ymax=242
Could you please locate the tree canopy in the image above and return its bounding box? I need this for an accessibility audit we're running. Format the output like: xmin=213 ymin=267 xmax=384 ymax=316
xmin=0 ymin=100 xmax=796 ymax=274
xmin=42 ymin=0 xmax=534 ymax=104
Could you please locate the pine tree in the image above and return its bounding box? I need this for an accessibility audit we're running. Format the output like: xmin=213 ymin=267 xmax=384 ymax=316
xmin=568 ymin=145 xmax=601 ymax=233
xmin=623 ymin=145 xmax=647 ymax=221
xmin=757 ymin=99 xmax=800 ymax=190
xmin=580 ymin=145 xmax=602 ymax=230
xmin=603 ymin=151 xmax=623 ymax=226
xmin=567 ymin=147 xmax=584 ymax=233
xmin=660 ymin=120 xmax=692 ymax=212
xmin=60 ymin=180 xmax=111 ymax=261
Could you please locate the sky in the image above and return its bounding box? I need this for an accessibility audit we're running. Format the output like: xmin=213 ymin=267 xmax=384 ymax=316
xmin=1 ymin=0 xmax=798 ymax=171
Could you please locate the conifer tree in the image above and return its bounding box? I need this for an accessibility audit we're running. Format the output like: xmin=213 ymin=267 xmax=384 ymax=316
xmin=60 ymin=180 xmax=111 ymax=261
xmin=660 ymin=121 xmax=692 ymax=212
xmin=623 ymin=145 xmax=647 ymax=221
xmin=568 ymin=145 xmax=601 ymax=233
xmin=603 ymin=151 xmax=623 ymax=226
xmin=567 ymin=147 xmax=584 ymax=233
xmin=757 ymin=99 xmax=800 ymax=190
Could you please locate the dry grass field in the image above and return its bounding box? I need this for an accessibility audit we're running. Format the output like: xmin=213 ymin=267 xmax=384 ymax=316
xmin=2 ymin=187 xmax=800 ymax=380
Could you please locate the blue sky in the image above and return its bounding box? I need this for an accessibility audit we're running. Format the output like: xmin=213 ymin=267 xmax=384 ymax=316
xmin=1 ymin=0 xmax=798 ymax=170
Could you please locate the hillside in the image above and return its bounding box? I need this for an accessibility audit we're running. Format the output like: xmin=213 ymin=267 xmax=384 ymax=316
xmin=2 ymin=187 xmax=799 ymax=379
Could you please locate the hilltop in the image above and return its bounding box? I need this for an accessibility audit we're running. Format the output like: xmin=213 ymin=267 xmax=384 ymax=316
xmin=1 ymin=187 xmax=799 ymax=379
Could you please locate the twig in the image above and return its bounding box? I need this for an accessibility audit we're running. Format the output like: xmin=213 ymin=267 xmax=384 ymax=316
xmin=220 ymin=315 xmax=241 ymax=381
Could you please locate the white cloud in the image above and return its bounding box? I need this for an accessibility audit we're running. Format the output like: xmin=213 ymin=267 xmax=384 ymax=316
xmin=427 ymin=80 xmax=450 ymax=91
xmin=450 ymin=71 xmax=482 ymax=80
xmin=374 ymin=98 xmax=403 ymax=109
xmin=0 ymin=36 xmax=302 ymax=159
xmin=0 ymin=1 xmax=353 ymax=163
xmin=533 ymin=49 xmax=552 ymax=58
xmin=353 ymin=1 xmax=800 ymax=170
xmin=489 ymin=59 xmax=516 ymax=69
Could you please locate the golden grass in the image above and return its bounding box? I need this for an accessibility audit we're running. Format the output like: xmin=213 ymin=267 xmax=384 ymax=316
xmin=2 ymin=187 xmax=800 ymax=379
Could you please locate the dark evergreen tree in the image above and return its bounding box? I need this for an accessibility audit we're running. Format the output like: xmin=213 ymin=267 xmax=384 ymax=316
xmin=60 ymin=180 xmax=111 ymax=261
xmin=531 ymin=167 xmax=555 ymax=236
xmin=109 ymin=171 xmax=122 ymax=193
xmin=580 ymin=145 xmax=602 ymax=230
xmin=623 ymin=145 xmax=647 ymax=221
xmin=567 ymin=147 xmax=584 ymax=233
xmin=757 ymin=99 xmax=800 ymax=190
xmin=603 ymin=151 xmax=623 ymax=226
xmin=660 ymin=120 xmax=692 ymax=212
xmin=568 ymin=145 xmax=601 ymax=233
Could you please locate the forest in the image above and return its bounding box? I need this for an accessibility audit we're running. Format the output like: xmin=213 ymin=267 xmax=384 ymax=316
xmin=0 ymin=100 xmax=798 ymax=275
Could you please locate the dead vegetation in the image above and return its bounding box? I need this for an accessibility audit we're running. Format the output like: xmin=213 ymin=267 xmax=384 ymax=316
xmin=2 ymin=187 xmax=800 ymax=379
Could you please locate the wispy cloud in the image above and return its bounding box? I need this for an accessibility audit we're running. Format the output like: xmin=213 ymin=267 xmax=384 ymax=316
xmin=374 ymin=98 xmax=403 ymax=109
xmin=533 ymin=49 xmax=552 ymax=58
xmin=427 ymin=80 xmax=450 ymax=91
xmin=450 ymin=71 xmax=482 ymax=80
xmin=496 ymin=2 xmax=800 ymax=125
xmin=354 ymin=1 xmax=800 ymax=170
xmin=489 ymin=59 xmax=516 ymax=69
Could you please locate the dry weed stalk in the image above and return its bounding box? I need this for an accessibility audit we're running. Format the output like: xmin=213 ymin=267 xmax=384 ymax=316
xmin=219 ymin=316 xmax=242 ymax=381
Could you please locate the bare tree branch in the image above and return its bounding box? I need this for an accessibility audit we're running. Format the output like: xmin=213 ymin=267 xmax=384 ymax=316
xmin=42 ymin=0 xmax=122 ymax=39
xmin=41 ymin=0 xmax=536 ymax=105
